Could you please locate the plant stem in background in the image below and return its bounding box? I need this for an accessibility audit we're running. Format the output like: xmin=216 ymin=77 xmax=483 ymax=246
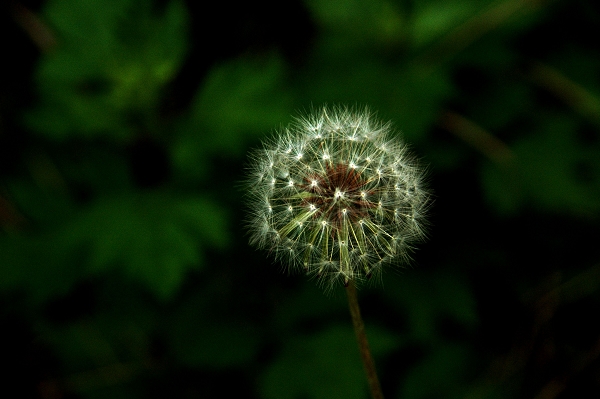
xmin=346 ymin=282 xmax=384 ymax=399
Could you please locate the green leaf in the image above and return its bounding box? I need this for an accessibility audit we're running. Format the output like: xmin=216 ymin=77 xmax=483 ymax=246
xmin=0 ymin=191 xmax=229 ymax=302
xmin=170 ymin=320 xmax=261 ymax=369
xmin=172 ymin=55 xmax=293 ymax=180
xmin=0 ymin=234 xmax=78 ymax=301
xmin=166 ymin=289 xmax=262 ymax=368
xmin=5 ymin=179 xmax=74 ymax=225
xmin=37 ymin=305 xmax=156 ymax=394
xmin=173 ymin=197 xmax=230 ymax=249
xmin=481 ymin=160 xmax=524 ymax=216
xmin=273 ymin=284 xmax=348 ymax=332
xmin=410 ymin=0 xmax=480 ymax=48
xmin=384 ymin=272 xmax=478 ymax=342
xmin=482 ymin=114 xmax=600 ymax=217
xmin=305 ymin=0 xmax=406 ymax=47
xmin=400 ymin=343 xmax=474 ymax=399
xmin=25 ymin=0 xmax=189 ymax=141
xmin=59 ymin=192 xmax=229 ymax=300
xmin=296 ymin=57 xmax=453 ymax=143
xmin=261 ymin=324 xmax=401 ymax=399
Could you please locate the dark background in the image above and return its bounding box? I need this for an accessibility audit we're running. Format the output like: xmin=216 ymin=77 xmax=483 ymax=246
xmin=1 ymin=0 xmax=600 ymax=398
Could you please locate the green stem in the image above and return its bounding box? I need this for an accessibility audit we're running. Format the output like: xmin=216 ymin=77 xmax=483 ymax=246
xmin=346 ymin=282 xmax=384 ymax=399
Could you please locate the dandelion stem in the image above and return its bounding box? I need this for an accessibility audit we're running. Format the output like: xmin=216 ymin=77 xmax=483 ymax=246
xmin=346 ymin=282 xmax=384 ymax=399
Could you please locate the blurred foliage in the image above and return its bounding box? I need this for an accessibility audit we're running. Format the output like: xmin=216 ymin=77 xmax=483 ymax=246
xmin=26 ymin=0 xmax=189 ymax=141
xmin=1 ymin=0 xmax=600 ymax=398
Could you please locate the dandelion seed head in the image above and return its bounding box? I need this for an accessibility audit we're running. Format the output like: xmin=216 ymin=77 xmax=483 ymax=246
xmin=245 ymin=105 xmax=429 ymax=289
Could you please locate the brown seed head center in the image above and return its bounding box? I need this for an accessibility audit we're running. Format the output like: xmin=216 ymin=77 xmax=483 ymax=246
xmin=302 ymin=163 xmax=375 ymax=229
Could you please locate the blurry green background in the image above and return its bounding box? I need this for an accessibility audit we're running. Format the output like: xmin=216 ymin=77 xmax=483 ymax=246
xmin=1 ymin=0 xmax=600 ymax=398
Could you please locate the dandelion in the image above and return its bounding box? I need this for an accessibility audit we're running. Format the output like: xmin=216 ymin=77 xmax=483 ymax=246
xmin=245 ymin=105 xmax=429 ymax=289
xmin=244 ymin=105 xmax=430 ymax=399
